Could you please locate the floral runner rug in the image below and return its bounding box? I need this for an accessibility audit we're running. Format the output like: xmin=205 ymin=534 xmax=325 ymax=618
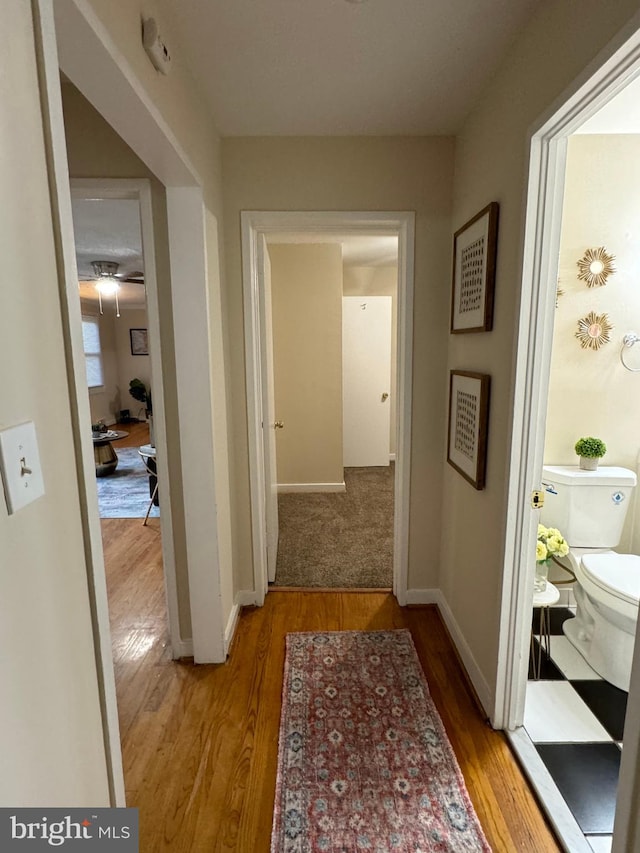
xmin=271 ymin=630 xmax=491 ymax=852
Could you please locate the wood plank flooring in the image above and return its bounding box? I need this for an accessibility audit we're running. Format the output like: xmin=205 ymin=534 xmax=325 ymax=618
xmin=101 ymin=520 xmax=561 ymax=852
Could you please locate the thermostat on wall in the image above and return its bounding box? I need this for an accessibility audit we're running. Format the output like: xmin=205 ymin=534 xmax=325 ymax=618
xmin=142 ymin=17 xmax=171 ymax=75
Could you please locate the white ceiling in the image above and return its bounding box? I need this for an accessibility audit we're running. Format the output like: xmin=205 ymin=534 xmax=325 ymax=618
xmin=72 ymin=198 xmax=146 ymax=308
xmin=166 ymin=0 xmax=539 ymax=136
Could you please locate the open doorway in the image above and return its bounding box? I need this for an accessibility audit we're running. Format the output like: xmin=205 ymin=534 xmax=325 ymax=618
xmin=497 ymin=35 xmax=640 ymax=853
xmin=241 ymin=211 xmax=414 ymax=606
xmin=264 ymin=235 xmax=398 ymax=589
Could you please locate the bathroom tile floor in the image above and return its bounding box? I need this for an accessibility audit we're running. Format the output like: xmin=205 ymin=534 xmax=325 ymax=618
xmin=525 ymin=606 xmax=627 ymax=852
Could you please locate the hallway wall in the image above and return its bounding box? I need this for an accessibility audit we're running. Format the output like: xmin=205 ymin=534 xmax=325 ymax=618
xmin=0 ymin=2 xmax=110 ymax=805
xmin=222 ymin=137 xmax=455 ymax=594
xmin=443 ymin=0 xmax=640 ymax=712
xmin=270 ymin=244 xmax=344 ymax=488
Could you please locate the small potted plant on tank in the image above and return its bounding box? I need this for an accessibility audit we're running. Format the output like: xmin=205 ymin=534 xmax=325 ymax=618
xmin=574 ymin=436 xmax=606 ymax=471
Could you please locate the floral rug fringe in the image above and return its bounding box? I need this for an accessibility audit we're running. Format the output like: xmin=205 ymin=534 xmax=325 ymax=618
xmin=271 ymin=630 xmax=491 ymax=852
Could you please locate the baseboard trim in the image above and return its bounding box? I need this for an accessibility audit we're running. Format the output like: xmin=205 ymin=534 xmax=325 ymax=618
xmin=405 ymin=588 xmax=440 ymax=605
xmin=277 ymin=482 xmax=346 ymax=494
xmin=224 ymin=602 xmax=241 ymax=656
xmin=389 ymin=453 xmax=396 ymax=462
xmin=435 ymin=591 xmax=492 ymax=717
xmin=171 ymin=637 xmax=194 ymax=659
xmin=236 ymin=589 xmax=260 ymax=607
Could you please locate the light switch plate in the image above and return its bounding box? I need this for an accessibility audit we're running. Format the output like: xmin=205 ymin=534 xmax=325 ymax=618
xmin=0 ymin=421 xmax=45 ymax=514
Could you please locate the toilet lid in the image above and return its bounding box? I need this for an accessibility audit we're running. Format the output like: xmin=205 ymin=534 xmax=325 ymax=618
xmin=581 ymin=553 xmax=640 ymax=606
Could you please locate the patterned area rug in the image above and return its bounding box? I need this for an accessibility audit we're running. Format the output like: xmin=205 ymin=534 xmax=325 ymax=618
xmin=272 ymin=630 xmax=491 ymax=852
xmin=95 ymin=448 xmax=159 ymax=519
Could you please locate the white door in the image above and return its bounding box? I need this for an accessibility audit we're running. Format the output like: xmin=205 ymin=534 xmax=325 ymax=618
xmin=258 ymin=237 xmax=279 ymax=583
xmin=342 ymin=296 xmax=392 ymax=467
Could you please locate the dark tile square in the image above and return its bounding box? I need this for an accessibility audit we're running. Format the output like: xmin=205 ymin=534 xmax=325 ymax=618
xmin=528 ymin=638 xmax=565 ymax=680
xmin=536 ymin=743 xmax=621 ymax=834
xmin=571 ymin=680 xmax=628 ymax=742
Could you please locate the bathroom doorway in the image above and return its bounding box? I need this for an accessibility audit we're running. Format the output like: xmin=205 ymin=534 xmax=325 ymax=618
xmin=497 ymin=34 xmax=640 ymax=853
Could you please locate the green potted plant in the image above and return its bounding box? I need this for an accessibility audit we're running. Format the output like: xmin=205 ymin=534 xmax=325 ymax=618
xmin=574 ymin=436 xmax=606 ymax=471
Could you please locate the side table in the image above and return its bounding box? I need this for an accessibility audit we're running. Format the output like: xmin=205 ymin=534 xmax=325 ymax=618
xmin=92 ymin=430 xmax=129 ymax=477
xmin=531 ymin=581 xmax=560 ymax=679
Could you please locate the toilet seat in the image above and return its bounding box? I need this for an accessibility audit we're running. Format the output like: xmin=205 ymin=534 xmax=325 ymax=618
xmin=581 ymin=553 xmax=640 ymax=607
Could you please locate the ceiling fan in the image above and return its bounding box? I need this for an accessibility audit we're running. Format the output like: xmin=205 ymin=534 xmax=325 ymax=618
xmin=83 ymin=261 xmax=145 ymax=316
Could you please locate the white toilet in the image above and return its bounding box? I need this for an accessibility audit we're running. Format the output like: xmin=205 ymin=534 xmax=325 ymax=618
xmin=540 ymin=464 xmax=640 ymax=691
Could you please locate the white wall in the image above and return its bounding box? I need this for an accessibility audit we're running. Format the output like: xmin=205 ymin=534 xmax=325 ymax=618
xmin=269 ymin=244 xmax=344 ymax=488
xmin=443 ymin=0 xmax=640 ymax=708
xmin=0 ymin=2 xmax=110 ymax=805
xmin=222 ymin=137 xmax=455 ymax=593
xmin=343 ymin=265 xmax=397 ymax=455
xmin=545 ymin=134 xmax=640 ymax=553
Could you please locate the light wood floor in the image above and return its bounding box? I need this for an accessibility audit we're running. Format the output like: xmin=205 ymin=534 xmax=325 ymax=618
xmin=101 ymin=519 xmax=560 ymax=852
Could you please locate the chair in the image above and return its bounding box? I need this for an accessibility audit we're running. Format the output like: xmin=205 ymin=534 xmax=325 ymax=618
xmin=138 ymin=444 xmax=158 ymax=526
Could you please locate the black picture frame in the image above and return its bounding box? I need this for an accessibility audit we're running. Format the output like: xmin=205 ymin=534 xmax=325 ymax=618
xmin=451 ymin=202 xmax=499 ymax=333
xmin=130 ymin=328 xmax=148 ymax=356
xmin=447 ymin=370 xmax=491 ymax=490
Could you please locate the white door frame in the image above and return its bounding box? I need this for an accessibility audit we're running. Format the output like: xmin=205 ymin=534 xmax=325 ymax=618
xmin=52 ymin=0 xmax=226 ymax=664
xmin=70 ymin=178 xmax=181 ymax=658
xmin=495 ymin=20 xmax=640 ymax=853
xmin=34 ymin=0 xmax=228 ymax=804
xmin=241 ymin=211 xmax=415 ymax=605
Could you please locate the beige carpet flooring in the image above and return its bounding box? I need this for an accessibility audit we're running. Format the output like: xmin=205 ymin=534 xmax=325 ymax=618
xmin=273 ymin=465 xmax=394 ymax=588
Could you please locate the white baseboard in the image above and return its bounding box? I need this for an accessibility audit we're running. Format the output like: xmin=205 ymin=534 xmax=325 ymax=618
xmin=224 ymin=602 xmax=241 ymax=656
xmin=405 ymin=588 xmax=440 ymax=605
xmin=236 ymin=589 xmax=260 ymax=607
xmin=278 ymin=482 xmax=346 ymax=494
xmin=389 ymin=453 xmax=396 ymax=462
xmin=171 ymin=637 xmax=194 ymax=659
xmin=435 ymin=591 xmax=492 ymax=717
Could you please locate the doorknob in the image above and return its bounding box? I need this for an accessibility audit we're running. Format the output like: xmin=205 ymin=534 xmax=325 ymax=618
xmin=381 ymin=392 xmax=389 ymax=402
xmin=274 ymin=421 xmax=284 ymax=429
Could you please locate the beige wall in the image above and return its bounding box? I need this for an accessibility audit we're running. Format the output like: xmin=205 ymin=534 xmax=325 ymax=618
xmin=443 ymin=0 xmax=640 ymax=705
xmin=0 ymin=2 xmax=110 ymax=804
xmin=343 ymin=265 xmax=398 ymax=455
xmin=62 ymin=82 xmax=193 ymax=638
xmin=270 ymin=244 xmax=344 ymax=487
xmin=222 ymin=137 xmax=455 ymax=592
xmin=545 ymin=134 xmax=640 ymax=553
xmin=116 ymin=308 xmax=152 ymax=419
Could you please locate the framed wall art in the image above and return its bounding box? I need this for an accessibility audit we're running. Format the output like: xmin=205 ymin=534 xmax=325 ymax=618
xmin=447 ymin=370 xmax=491 ymax=490
xmin=130 ymin=328 xmax=149 ymax=356
xmin=450 ymin=201 xmax=499 ymax=333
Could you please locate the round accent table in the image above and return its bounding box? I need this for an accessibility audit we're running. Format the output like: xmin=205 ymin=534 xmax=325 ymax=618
xmin=92 ymin=430 xmax=129 ymax=477
xmin=531 ymin=580 xmax=560 ymax=679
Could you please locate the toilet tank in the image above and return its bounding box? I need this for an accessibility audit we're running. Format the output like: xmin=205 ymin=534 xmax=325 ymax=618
xmin=540 ymin=465 xmax=637 ymax=548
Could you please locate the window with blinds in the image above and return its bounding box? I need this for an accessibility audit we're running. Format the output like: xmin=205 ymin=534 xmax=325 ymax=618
xmin=81 ymin=315 xmax=104 ymax=389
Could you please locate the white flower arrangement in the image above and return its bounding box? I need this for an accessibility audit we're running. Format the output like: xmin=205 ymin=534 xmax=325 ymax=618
xmin=537 ymin=524 xmax=569 ymax=564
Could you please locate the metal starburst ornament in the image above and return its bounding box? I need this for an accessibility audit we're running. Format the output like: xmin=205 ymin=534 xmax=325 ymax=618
xmin=575 ymin=311 xmax=613 ymax=350
xmin=577 ymin=247 xmax=616 ymax=288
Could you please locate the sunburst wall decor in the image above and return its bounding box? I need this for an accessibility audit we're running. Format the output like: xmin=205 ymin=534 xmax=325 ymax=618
xmin=575 ymin=311 xmax=613 ymax=350
xmin=577 ymin=246 xmax=616 ymax=288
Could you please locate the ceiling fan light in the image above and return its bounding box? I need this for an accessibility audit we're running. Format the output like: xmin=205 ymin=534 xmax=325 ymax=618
xmin=95 ymin=278 xmax=120 ymax=297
